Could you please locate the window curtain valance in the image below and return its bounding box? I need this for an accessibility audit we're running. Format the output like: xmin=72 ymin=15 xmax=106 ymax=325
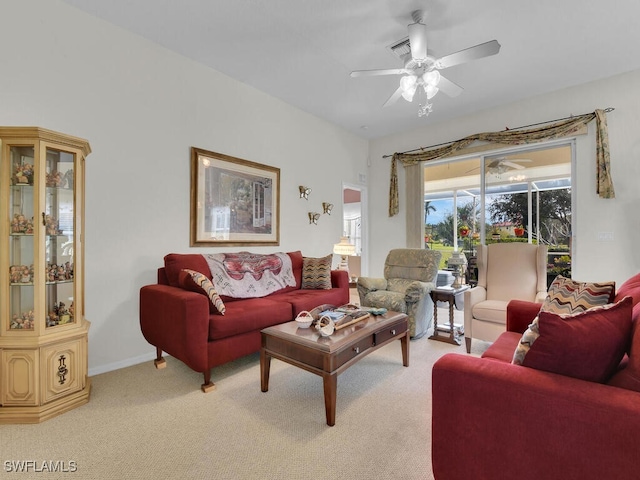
xmin=388 ymin=108 xmax=614 ymax=217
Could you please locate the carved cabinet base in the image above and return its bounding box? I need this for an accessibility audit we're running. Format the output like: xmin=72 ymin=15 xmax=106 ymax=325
xmin=0 ymin=323 xmax=91 ymax=424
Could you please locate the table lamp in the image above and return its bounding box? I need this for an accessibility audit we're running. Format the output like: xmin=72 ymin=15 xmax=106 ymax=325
xmin=448 ymin=250 xmax=467 ymax=288
xmin=333 ymin=236 xmax=356 ymax=276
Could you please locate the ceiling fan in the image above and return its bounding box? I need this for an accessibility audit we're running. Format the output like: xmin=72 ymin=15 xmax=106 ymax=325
xmin=350 ymin=10 xmax=501 ymax=116
xmin=466 ymin=157 xmax=532 ymax=175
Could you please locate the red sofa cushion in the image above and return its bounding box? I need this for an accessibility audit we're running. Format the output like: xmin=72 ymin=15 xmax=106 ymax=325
xmin=522 ymin=296 xmax=633 ymax=383
xmin=272 ymin=288 xmax=349 ymax=317
xmin=615 ymin=272 xmax=640 ymax=305
xmin=608 ymin=302 xmax=640 ymax=392
xmin=164 ymin=253 xmax=211 ymax=287
xmin=208 ymin=297 xmax=293 ymax=341
xmin=481 ymin=331 xmax=523 ymax=362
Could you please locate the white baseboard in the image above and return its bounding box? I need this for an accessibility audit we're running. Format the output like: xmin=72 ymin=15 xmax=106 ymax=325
xmin=88 ymin=351 xmax=157 ymax=377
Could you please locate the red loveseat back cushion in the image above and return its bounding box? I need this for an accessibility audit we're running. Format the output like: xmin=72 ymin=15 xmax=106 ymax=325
xmin=164 ymin=253 xmax=211 ymax=287
xmin=615 ymin=272 xmax=640 ymax=306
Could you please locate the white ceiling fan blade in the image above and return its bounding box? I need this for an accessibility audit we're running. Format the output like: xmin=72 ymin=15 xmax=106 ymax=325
xmin=383 ymin=86 xmax=403 ymax=107
xmin=350 ymin=68 xmax=409 ymax=77
xmin=435 ymin=40 xmax=501 ymax=69
xmin=407 ymin=21 xmax=427 ymax=64
xmin=437 ymin=75 xmax=463 ymax=97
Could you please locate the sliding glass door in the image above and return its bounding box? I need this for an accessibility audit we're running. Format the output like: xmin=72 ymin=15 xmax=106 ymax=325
xmin=423 ymin=143 xmax=573 ymax=286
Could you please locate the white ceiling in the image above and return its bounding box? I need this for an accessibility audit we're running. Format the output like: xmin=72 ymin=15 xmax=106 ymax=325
xmin=59 ymin=0 xmax=640 ymax=139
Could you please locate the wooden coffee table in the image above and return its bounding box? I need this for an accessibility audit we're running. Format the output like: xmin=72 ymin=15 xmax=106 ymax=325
xmin=260 ymin=311 xmax=409 ymax=426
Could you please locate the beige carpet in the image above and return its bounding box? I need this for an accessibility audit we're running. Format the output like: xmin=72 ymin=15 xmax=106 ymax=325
xmin=1 ymin=325 xmax=489 ymax=480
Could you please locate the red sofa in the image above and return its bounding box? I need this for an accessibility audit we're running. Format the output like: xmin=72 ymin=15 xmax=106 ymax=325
xmin=139 ymin=251 xmax=349 ymax=391
xmin=432 ymin=273 xmax=640 ymax=480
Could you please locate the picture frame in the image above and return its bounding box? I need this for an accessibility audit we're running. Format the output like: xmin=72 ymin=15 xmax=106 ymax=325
xmin=190 ymin=147 xmax=280 ymax=246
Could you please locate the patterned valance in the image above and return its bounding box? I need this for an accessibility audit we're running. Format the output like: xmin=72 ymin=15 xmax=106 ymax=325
xmin=388 ymin=109 xmax=614 ymax=217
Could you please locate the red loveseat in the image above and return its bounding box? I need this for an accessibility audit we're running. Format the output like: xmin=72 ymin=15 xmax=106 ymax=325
xmin=139 ymin=251 xmax=349 ymax=391
xmin=431 ymin=273 xmax=640 ymax=480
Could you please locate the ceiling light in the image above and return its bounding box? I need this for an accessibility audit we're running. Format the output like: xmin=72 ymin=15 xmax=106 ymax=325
xmin=400 ymin=68 xmax=442 ymax=104
xmin=400 ymin=75 xmax=418 ymax=101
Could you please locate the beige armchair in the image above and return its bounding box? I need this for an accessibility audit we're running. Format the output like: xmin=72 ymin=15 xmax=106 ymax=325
xmin=464 ymin=243 xmax=548 ymax=352
xmin=357 ymin=248 xmax=442 ymax=339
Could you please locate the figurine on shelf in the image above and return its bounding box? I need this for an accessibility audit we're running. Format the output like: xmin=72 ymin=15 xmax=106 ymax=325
xmin=48 ymin=264 xmax=58 ymax=282
xmin=20 ymin=265 xmax=31 ymax=283
xmin=57 ymin=302 xmax=71 ymax=324
xmin=46 ymin=169 xmax=63 ymax=187
xmin=10 ymin=310 xmax=34 ymax=329
xmin=9 ymin=265 xmax=21 ymax=283
xmin=25 ymin=217 xmax=34 ymax=234
xmin=57 ymin=265 xmax=65 ymax=280
xmin=11 ymin=214 xmax=30 ymax=234
xmin=44 ymin=214 xmax=61 ymax=235
xmin=10 ymin=314 xmax=23 ymax=329
xmin=64 ymin=169 xmax=74 ymax=189
xmin=47 ymin=311 xmax=59 ymax=327
xmin=69 ymin=301 xmax=74 ymax=318
xmin=14 ymin=163 xmax=34 ymax=185
xmin=64 ymin=261 xmax=73 ymax=280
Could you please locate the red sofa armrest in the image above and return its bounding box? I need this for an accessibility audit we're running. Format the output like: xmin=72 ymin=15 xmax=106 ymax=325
xmin=331 ymin=269 xmax=349 ymax=290
xmin=139 ymin=284 xmax=210 ymax=373
xmin=506 ymin=299 xmax=541 ymax=333
xmin=432 ymin=353 xmax=640 ymax=480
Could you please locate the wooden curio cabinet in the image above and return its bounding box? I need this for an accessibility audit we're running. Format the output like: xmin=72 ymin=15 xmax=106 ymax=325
xmin=0 ymin=127 xmax=90 ymax=423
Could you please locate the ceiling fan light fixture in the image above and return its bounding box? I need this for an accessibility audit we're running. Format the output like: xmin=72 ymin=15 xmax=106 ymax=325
xmin=423 ymin=70 xmax=441 ymax=87
xmin=400 ymin=75 xmax=418 ymax=101
xmin=424 ymin=84 xmax=439 ymax=99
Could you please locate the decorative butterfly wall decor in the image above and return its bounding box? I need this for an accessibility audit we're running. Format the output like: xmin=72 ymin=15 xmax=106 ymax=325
xmin=308 ymin=212 xmax=320 ymax=224
xmin=299 ymin=185 xmax=311 ymax=200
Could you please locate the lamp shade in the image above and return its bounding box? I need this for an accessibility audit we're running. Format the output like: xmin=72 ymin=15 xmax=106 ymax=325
xmin=448 ymin=250 xmax=467 ymax=266
xmin=333 ymin=236 xmax=356 ymax=256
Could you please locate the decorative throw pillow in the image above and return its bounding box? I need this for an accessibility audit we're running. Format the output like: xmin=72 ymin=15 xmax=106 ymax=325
xmin=520 ymin=296 xmax=632 ymax=383
xmin=542 ymin=275 xmax=616 ymax=314
xmin=181 ymin=269 xmax=226 ymax=315
xmin=301 ymin=255 xmax=332 ymax=290
xmin=513 ymin=275 xmax=616 ymax=365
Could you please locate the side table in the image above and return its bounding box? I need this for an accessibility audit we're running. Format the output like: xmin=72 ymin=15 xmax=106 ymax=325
xmin=429 ymin=285 xmax=470 ymax=345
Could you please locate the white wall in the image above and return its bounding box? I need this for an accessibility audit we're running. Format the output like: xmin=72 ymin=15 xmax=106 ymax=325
xmin=369 ymin=69 xmax=640 ymax=284
xmin=0 ymin=0 xmax=369 ymax=374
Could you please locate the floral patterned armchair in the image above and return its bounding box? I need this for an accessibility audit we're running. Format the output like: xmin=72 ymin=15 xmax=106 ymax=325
xmin=357 ymin=248 xmax=442 ymax=339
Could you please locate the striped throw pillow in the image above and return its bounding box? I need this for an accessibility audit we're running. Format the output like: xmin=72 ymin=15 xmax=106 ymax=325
xmin=301 ymin=255 xmax=332 ymax=290
xmin=512 ymin=275 xmax=615 ymax=365
xmin=182 ymin=269 xmax=226 ymax=315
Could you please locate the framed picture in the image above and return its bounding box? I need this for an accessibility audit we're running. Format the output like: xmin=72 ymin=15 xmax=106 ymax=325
xmin=190 ymin=147 xmax=280 ymax=246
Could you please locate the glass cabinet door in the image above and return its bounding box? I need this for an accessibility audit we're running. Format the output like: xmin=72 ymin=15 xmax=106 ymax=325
xmin=9 ymin=146 xmax=36 ymax=329
xmin=44 ymin=147 xmax=75 ymax=328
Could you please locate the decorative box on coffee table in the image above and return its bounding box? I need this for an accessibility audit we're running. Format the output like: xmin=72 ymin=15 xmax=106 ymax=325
xmin=0 ymin=127 xmax=91 ymax=423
